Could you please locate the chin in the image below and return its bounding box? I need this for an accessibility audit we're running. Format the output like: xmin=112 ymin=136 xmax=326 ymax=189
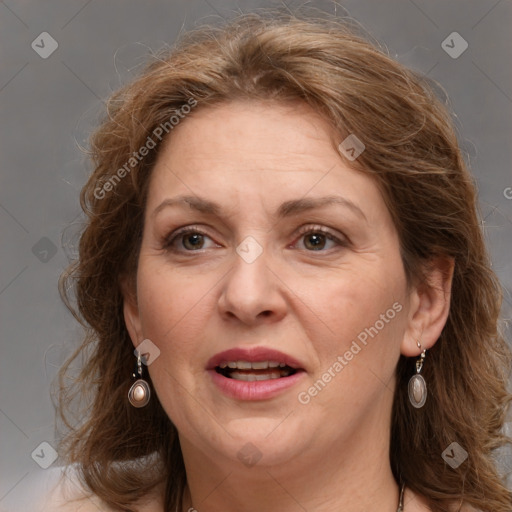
xmin=207 ymin=418 xmax=311 ymax=467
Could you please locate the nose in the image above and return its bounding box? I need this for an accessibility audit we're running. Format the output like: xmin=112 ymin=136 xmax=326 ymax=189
xmin=218 ymin=241 xmax=288 ymax=326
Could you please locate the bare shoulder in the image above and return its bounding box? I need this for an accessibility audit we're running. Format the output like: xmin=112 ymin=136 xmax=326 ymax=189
xmin=40 ymin=465 xmax=115 ymax=512
xmin=403 ymin=487 xmax=482 ymax=512
xmin=2 ymin=463 xmax=163 ymax=512
xmin=0 ymin=464 xmax=108 ymax=512
xmin=455 ymin=503 xmax=482 ymax=512
xmin=42 ymin=465 xmax=165 ymax=512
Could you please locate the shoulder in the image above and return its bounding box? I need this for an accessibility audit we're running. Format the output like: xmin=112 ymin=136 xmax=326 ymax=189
xmin=6 ymin=465 xmax=165 ymax=512
xmin=404 ymin=487 xmax=482 ymax=512
xmin=18 ymin=464 xmax=113 ymax=512
xmin=0 ymin=464 xmax=107 ymax=512
xmin=3 ymin=462 xmax=164 ymax=512
xmin=41 ymin=466 xmax=113 ymax=511
xmin=41 ymin=464 xmax=164 ymax=512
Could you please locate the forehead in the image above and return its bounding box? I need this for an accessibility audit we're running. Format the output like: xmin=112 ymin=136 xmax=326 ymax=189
xmin=146 ymin=99 xmax=386 ymax=223
xmin=155 ymin=99 xmax=340 ymax=169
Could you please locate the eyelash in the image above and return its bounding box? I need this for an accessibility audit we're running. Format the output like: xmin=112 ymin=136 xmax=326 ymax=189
xmin=162 ymin=224 xmax=347 ymax=254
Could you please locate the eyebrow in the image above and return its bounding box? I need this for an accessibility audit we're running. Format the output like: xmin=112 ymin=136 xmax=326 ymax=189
xmin=151 ymin=194 xmax=367 ymax=222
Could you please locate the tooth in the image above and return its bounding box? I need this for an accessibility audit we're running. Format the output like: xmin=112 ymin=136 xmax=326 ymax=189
xmin=229 ymin=369 xmax=289 ymax=381
xmin=219 ymin=362 xmax=228 ymax=368
xmin=237 ymin=361 xmax=252 ymax=369
xmin=227 ymin=362 xmax=237 ymax=368
xmin=251 ymin=361 xmax=269 ymax=370
xmin=268 ymin=361 xmax=280 ymax=368
xmin=279 ymin=363 xmax=286 ymax=367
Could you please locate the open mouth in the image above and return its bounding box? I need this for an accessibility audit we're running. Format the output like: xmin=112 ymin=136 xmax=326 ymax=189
xmin=215 ymin=361 xmax=298 ymax=381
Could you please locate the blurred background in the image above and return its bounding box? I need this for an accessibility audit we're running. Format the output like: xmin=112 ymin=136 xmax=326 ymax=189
xmin=1 ymin=0 xmax=511 ymax=509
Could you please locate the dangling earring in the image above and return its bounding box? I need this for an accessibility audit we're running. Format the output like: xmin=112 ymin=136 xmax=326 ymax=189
xmin=128 ymin=350 xmax=151 ymax=408
xmin=408 ymin=340 xmax=427 ymax=408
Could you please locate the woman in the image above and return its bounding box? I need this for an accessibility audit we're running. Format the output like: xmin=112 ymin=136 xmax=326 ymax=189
xmin=54 ymin=9 xmax=512 ymax=512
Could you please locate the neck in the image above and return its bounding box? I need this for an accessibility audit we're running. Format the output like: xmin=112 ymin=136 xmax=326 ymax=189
xmin=179 ymin=408 xmax=401 ymax=511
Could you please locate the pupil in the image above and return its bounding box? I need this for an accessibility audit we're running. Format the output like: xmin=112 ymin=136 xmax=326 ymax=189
xmin=305 ymin=233 xmax=325 ymax=250
xmin=184 ymin=234 xmax=203 ymax=250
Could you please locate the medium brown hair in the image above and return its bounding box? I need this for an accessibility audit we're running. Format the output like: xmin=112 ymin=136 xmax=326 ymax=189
xmin=57 ymin=9 xmax=512 ymax=512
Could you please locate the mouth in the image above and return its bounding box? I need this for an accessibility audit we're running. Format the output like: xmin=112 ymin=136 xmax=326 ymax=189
xmin=215 ymin=360 xmax=298 ymax=381
xmin=207 ymin=347 xmax=306 ymax=400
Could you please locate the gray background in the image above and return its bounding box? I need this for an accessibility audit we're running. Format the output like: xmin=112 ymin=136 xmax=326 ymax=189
xmin=1 ymin=0 xmax=511 ymax=509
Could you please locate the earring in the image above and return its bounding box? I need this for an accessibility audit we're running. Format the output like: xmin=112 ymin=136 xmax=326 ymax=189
xmin=408 ymin=340 xmax=427 ymax=408
xmin=128 ymin=350 xmax=151 ymax=408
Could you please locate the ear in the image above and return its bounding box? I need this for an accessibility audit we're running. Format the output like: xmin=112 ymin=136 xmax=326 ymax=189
xmin=119 ymin=274 xmax=143 ymax=349
xmin=401 ymin=256 xmax=455 ymax=357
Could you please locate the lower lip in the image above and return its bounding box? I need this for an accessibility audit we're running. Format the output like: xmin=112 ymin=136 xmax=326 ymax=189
xmin=208 ymin=369 xmax=305 ymax=400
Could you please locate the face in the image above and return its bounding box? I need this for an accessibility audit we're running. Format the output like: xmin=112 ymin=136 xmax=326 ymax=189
xmin=124 ymin=99 xmax=414 ymax=469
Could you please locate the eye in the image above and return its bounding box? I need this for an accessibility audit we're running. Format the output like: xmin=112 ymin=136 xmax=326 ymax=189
xmin=162 ymin=224 xmax=347 ymax=254
xmin=162 ymin=226 xmax=219 ymax=252
xmin=294 ymin=225 xmax=346 ymax=251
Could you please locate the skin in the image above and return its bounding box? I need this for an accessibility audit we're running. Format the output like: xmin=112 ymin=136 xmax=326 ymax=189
xmin=121 ymin=99 xmax=454 ymax=512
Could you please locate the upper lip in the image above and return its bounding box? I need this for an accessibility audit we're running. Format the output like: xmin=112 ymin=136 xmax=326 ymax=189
xmin=206 ymin=347 xmax=305 ymax=370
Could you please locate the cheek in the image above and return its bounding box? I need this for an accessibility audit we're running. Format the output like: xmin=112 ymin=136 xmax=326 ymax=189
xmin=135 ymin=263 xmax=213 ymax=421
xmin=135 ymin=261 xmax=216 ymax=363
xmin=302 ymin=280 xmax=405 ymax=414
xmin=307 ymin=260 xmax=406 ymax=367
xmin=321 ymin=267 xmax=401 ymax=321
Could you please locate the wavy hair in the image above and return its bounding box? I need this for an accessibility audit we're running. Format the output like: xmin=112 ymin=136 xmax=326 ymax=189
xmin=57 ymin=8 xmax=512 ymax=512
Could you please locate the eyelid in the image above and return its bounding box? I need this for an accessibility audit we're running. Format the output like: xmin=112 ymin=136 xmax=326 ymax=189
xmin=295 ymin=224 xmax=342 ymax=237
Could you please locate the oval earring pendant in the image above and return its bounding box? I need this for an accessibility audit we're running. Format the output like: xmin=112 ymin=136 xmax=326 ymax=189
xmin=408 ymin=374 xmax=427 ymax=408
xmin=128 ymin=379 xmax=151 ymax=408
